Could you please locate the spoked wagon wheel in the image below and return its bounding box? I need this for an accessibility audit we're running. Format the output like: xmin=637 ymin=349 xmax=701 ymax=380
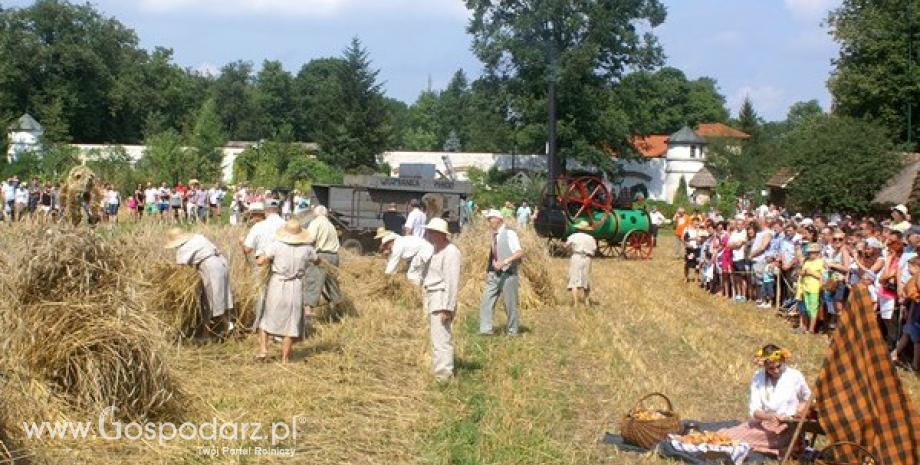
xmin=561 ymin=176 xmax=612 ymax=230
xmin=597 ymin=239 xmax=622 ymax=258
xmin=623 ymin=230 xmax=654 ymax=260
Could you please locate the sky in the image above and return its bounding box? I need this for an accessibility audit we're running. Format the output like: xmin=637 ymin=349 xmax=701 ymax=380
xmin=6 ymin=0 xmax=843 ymax=122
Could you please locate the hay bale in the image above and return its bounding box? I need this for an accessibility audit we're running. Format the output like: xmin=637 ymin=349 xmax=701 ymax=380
xmin=9 ymin=298 xmax=184 ymax=420
xmin=145 ymin=263 xmax=205 ymax=339
xmin=17 ymin=229 xmax=131 ymax=303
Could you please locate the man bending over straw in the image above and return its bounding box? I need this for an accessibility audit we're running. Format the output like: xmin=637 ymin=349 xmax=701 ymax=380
xmin=165 ymin=228 xmax=233 ymax=341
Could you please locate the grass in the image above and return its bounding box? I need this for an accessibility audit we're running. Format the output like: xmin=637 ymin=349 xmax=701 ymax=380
xmin=0 ymin=222 xmax=917 ymax=465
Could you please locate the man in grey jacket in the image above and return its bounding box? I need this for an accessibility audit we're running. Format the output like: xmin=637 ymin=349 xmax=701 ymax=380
xmin=479 ymin=209 xmax=525 ymax=336
xmin=421 ymin=218 xmax=463 ymax=381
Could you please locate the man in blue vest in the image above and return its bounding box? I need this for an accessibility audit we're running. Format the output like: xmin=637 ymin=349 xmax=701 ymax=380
xmin=479 ymin=209 xmax=525 ymax=336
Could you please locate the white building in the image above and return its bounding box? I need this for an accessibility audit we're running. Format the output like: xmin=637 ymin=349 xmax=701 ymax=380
xmin=7 ymin=113 xmax=44 ymax=163
xmin=379 ymin=151 xmax=548 ymax=180
xmin=617 ymin=123 xmax=749 ymax=203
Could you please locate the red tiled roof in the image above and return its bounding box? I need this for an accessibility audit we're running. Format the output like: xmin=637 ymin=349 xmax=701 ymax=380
xmin=695 ymin=123 xmax=749 ymax=139
xmin=630 ymin=135 xmax=669 ymax=158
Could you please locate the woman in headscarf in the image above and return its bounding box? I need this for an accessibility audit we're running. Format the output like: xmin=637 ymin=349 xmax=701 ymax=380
xmin=164 ymin=228 xmax=234 ymax=340
xmin=255 ymin=219 xmax=318 ymax=364
xmin=720 ymin=344 xmax=811 ymax=458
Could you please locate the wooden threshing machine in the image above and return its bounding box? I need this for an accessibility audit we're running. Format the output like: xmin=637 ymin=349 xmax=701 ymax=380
xmin=533 ymin=176 xmax=654 ymax=259
xmin=310 ymin=174 xmax=472 ymax=254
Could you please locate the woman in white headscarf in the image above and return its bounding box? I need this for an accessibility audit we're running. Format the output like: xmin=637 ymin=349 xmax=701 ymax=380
xmin=255 ymin=219 xmax=318 ymax=364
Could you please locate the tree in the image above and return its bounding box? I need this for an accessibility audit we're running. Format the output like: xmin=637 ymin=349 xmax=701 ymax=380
xmin=315 ymin=38 xmax=392 ymax=170
xmin=736 ymin=96 xmax=762 ymax=136
xmin=673 ymin=176 xmax=689 ymax=205
xmin=0 ymin=0 xmax=151 ymax=142
xmin=212 ymin=61 xmax=261 ymax=140
xmin=828 ymin=0 xmax=920 ymax=145
xmin=437 ymin=70 xmax=472 ymax=146
xmin=294 ymin=58 xmax=344 ymax=143
xmin=187 ymin=97 xmax=226 ymax=182
xmin=465 ymin=0 xmax=667 ymax=173
xmin=611 ymin=67 xmax=729 ymax=134
xmin=782 ymin=115 xmax=903 ymax=213
xmin=255 ymin=60 xmax=295 ymax=134
xmin=137 ymin=129 xmax=186 ymax=185
xmin=785 ymin=100 xmax=824 ymax=128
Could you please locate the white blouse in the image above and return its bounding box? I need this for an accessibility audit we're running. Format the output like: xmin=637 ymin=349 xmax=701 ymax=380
xmin=748 ymin=366 xmax=811 ymax=419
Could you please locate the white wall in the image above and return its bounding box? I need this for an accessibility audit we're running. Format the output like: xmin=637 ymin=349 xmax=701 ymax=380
xmin=71 ymin=144 xmax=245 ymax=184
xmin=380 ymin=151 xmax=547 ymax=180
xmin=617 ymin=158 xmax=666 ymax=200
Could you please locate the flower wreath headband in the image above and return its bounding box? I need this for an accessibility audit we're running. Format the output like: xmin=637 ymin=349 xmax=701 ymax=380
xmin=754 ymin=348 xmax=791 ymax=365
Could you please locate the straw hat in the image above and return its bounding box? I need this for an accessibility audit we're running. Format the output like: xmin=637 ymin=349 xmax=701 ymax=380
xmin=189 ymin=179 xmax=200 ymax=186
xmin=275 ymin=219 xmax=310 ymax=244
xmin=423 ymin=218 xmax=450 ymax=235
xmin=575 ymin=220 xmax=592 ymax=231
xmin=373 ymin=227 xmax=390 ymax=240
xmin=164 ymin=228 xmax=195 ymax=249
xmin=805 ymin=242 xmax=822 ymax=254
xmin=381 ymin=233 xmax=399 ymax=245
xmin=483 ymin=209 xmax=502 ymax=220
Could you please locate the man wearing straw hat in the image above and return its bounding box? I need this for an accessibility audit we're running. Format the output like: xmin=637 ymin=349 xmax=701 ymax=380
xmin=254 ymin=219 xmax=319 ymax=364
xmin=376 ymin=227 xmax=433 ymax=285
xmin=165 ymin=228 xmax=234 ymax=341
xmin=479 ymin=208 xmax=524 ymax=336
xmin=420 ymin=217 xmax=462 ymax=381
xmin=565 ymin=221 xmax=597 ymax=307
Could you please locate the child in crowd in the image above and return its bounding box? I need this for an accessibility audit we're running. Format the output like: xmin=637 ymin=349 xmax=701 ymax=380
xmin=797 ymin=242 xmax=825 ymax=334
xmin=761 ymin=260 xmax=777 ymax=308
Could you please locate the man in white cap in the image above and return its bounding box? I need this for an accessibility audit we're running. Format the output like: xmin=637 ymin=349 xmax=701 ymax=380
xmin=420 ymin=217 xmax=462 ymax=381
xmin=404 ymin=198 xmax=427 ymax=237
xmin=165 ymin=228 xmax=233 ymax=341
xmin=890 ymin=204 xmax=911 ymax=233
xmin=479 ymin=208 xmax=524 ymax=336
xmin=565 ymin=221 xmax=597 ymax=306
xmin=376 ymin=227 xmax=433 ymax=285
xmin=240 ymin=199 xmax=285 ymax=330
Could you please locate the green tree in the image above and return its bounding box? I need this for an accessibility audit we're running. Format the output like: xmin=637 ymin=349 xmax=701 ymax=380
xmin=212 ymin=61 xmax=261 ymax=140
xmin=86 ymin=145 xmax=139 ymax=194
xmin=315 ymin=38 xmax=392 ymax=170
xmin=673 ymin=176 xmax=689 ymax=205
xmin=404 ymin=90 xmax=440 ymax=150
xmin=782 ymin=115 xmax=903 ymax=213
xmin=611 ymin=67 xmax=729 ymax=134
xmin=828 ymin=0 xmax=920 ymax=145
xmin=293 ymin=58 xmax=344 ymax=143
xmin=137 ymin=129 xmax=186 ymax=185
xmin=465 ymin=0 xmax=667 ymax=173
xmin=187 ymin=97 xmax=227 ymax=182
xmin=0 ymin=0 xmax=149 ymax=142
xmin=255 ymin=60 xmax=295 ymax=134
xmin=785 ymin=100 xmax=824 ymax=128
xmin=736 ymin=96 xmax=762 ymax=136
xmin=437 ymin=70 xmax=472 ymax=146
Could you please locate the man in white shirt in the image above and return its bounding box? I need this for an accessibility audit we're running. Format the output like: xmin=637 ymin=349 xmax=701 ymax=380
xmin=728 ymin=218 xmax=749 ymax=302
xmin=2 ymin=179 xmax=15 ymax=220
xmin=516 ymin=201 xmax=532 ymax=229
xmin=648 ymin=206 xmax=666 ymax=246
xmin=241 ymin=201 xmax=285 ymax=259
xmin=377 ymin=229 xmax=433 ymax=285
xmin=14 ymin=184 xmax=29 ymax=222
xmin=404 ymin=198 xmax=427 ymax=237
xmin=479 ymin=209 xmax=524 ymax=336
xmin=143 ymin=182 xmax=158 ymax=218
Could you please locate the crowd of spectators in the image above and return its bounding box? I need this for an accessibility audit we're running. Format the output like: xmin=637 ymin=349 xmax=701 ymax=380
xmin=1 ymin=175 xmax=317 ymax=226
xmin=674 ymin=202 xmax=920 ymax=373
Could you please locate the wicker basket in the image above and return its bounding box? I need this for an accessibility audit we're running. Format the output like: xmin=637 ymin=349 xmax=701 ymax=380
xmin=620 ymin=392 xmax=682 ymax=449
xmin=815 ymin=441 xmax=877 ymax=465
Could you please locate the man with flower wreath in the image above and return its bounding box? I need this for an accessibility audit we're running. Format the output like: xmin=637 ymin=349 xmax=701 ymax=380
xmin=718 ymin=344 xmax=811 ymax=457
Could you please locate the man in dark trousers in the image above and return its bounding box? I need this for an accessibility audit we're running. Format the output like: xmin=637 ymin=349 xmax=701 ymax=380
xmin=381 ymin=202 xmax=406 ymax=235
